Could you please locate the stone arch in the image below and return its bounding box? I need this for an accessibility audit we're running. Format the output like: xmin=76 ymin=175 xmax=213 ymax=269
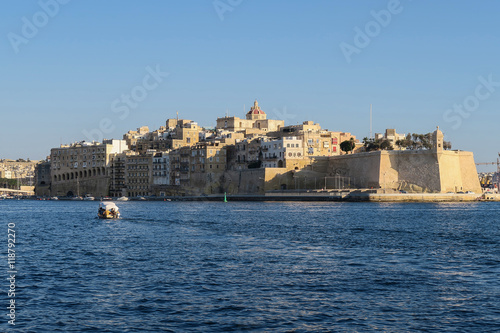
xmin=79 ymin=171 xmax=83 ymax=178
xmin=62 ymin=174 xmax=66 ymax=181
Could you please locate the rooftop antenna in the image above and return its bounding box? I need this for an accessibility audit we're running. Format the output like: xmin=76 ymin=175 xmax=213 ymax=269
xmin=369 ymin=104 xmax=373 ymax=139
xmin=176 ymin=111 xmax=179 ymax=121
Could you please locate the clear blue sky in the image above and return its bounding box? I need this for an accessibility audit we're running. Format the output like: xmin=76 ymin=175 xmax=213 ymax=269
xmin=1 ymin=0 xmax=499 ymax=171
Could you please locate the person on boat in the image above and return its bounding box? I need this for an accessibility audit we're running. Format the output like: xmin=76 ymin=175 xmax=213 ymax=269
xmin=110 ymin=208 xmax=116 ymax=217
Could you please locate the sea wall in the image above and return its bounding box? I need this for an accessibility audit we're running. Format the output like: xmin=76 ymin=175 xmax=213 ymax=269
xmin=51 ymin=177 xmax=109 ymax=197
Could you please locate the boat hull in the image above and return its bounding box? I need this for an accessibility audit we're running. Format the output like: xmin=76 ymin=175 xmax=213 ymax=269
xmin=98 ymin=211 xmax=120 ymax=219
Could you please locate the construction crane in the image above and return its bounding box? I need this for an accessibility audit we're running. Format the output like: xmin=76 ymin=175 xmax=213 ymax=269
xmin=475 ymin=153 xmax=500 ymax=170
xmin=476 ymin=162 xmax=498 ymax=165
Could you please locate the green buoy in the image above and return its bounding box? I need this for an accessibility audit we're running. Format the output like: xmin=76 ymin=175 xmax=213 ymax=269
xmin=224 ymin=192 xmax=227 ymax=202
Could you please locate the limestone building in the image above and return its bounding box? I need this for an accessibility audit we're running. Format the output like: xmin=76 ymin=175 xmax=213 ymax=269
xmin=261 ymin=137 xmax=303 ymax=168
xmin=34 ymin=160 xmax=51 ymax=196
xmin=124 ymin=151 xmax=153 ymax=197
xmin=123 ymin=126 xmax=150 ymax=150
xmin=375 ymin=129 xmax=406 ymax=148
xmin=134 ymin=119 xmax=202 ymax=153
xmin=50 ymin=139 xmax=127 ymax=197
xmin=276 ymin=121 xmax=357 ymax=157
xmin=109 ymin=152 xmax=127 ymax=197
xmin=215 ymin=100 xmax=284 ymax=134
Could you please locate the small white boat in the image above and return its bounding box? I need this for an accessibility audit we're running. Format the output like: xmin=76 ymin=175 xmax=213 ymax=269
xmin=97 ymin=202 xmax=120 ymax=219
xmin=72 ymin=196 xmax=83 ymax=200
xmin=84 ymin=196 xmax=95 ymax=201
xmin=117 ymin=196 xmax=129 ymax=201
xmin=50 ymin=196 xmax=59 ymax=200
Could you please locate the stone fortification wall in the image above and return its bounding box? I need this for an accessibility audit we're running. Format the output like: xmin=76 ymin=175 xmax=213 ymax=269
xmin=327 ymin=152 xmax=381 ymax=189
xmin=326 ymin=149 xmax=481 ymax=193
xmin=438 ymin=151 xmax=482 ymax=193
xmin=382 ymin=150 xmax=441 ymax=192
xmin=188 ymin=169 xmax=266 ymax=195
xmin=51 ymin=177 xmax=109 ymax=197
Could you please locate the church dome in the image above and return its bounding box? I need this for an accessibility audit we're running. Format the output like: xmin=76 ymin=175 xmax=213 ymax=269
xmin=247 ymin=100 xmax=265 ymax=115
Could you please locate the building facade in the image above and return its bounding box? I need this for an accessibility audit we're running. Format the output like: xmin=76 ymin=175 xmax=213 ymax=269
xmin=50 ymin=139 xmax=127 ymax=197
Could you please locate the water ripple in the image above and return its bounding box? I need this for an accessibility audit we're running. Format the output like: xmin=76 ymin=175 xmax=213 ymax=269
xmin=1 ymin=201 xmax=500 ymax=331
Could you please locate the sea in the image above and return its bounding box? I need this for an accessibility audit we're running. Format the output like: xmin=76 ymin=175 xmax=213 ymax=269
xmin=1 ymin=200 xmax=500 ymax=332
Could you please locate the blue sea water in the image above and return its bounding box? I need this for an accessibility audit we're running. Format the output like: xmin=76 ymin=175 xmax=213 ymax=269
xmin=1 ymin=200 xmax=500 ymax=332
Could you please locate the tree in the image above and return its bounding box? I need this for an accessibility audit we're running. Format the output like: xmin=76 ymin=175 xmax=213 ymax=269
xmin=340 ymin=138 xmax=356 ymax=154
xmin=379 ymin=139 xmax=393 ymax=150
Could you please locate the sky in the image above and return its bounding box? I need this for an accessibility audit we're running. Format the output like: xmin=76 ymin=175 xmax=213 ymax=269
xmin=1 ymin=0 xmax=499 ymax=172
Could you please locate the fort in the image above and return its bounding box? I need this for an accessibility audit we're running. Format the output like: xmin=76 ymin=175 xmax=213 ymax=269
xmin=183 ymin=127 xmax=482 ymax=196
xmin=38 ymin=100 xmax=482 ymax=200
